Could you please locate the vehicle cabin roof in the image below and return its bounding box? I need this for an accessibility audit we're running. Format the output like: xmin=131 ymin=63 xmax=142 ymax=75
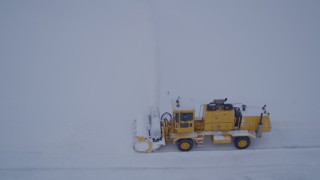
xmin=171 ymin=98 xmax=195 ymax=111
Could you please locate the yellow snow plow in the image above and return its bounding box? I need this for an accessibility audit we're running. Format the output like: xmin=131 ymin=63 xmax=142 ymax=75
xmin=133 ymin=98 xmax=271 ymax=152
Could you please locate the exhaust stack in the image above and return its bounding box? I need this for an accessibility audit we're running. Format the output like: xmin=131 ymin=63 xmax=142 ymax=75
xmin=256 ymin=113 xmax=263 ymax=138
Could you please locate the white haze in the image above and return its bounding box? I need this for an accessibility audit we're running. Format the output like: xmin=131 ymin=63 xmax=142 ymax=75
xmin=0 ymin=0 xmax=320 ymax=179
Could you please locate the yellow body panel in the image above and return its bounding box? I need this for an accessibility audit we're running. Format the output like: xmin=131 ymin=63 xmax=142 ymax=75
xmin=262 ymin=116 xmax=272 ymax=132
xmin=241 ymin=116 xmax=258 ymax=131
xmin=241 ymin=115 xmax=271 ymax=132
xmin=203 ymin=105 xmax=234 ymax=131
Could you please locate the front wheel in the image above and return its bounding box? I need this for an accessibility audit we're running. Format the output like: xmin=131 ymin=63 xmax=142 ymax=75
xmin=234 ymin=137 xmax=250 ymax=149
xmin=177 ymin=139 xmax=193 ymax=152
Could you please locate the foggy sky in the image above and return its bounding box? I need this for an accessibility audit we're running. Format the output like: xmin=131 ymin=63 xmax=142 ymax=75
xmin=1 ymin=0 xmax=320 ymax=154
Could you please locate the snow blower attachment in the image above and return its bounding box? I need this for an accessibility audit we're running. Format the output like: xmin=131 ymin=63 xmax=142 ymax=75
xmin=133 ymin=98 xmax=272 ymax=153
xmin=133 ymin=107 xmax=165 ymax=153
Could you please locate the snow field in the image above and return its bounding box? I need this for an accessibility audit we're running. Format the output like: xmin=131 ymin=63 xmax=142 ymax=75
xmin=1 ymin=0 xmax=320 ymax=179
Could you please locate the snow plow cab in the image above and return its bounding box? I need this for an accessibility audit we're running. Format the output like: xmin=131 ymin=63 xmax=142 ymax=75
xmin=133 ymin=98 xmax=271 ymax=152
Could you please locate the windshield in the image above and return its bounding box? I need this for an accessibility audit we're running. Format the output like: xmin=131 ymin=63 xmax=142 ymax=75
xmin=180 ymin=113 xmax=193 ymax=121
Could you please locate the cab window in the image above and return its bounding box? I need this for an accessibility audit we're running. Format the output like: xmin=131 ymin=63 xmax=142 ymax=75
xmin=175 ymin=113 xmax=180 ymax=122
xmin=180 ymin=113 xmax=193 ymax=121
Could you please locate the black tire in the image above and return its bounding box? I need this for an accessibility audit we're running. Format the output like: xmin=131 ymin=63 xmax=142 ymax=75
xmin=234 ymin=137 xmax=250 ymax=149
xmin=177 ymin=139 xmax=193 ymax=152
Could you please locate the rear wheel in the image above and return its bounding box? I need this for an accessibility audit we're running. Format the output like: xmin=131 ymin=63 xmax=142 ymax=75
xmin=234 ymin=137 xmax=250 ymax=149
xmin=177 ymin=139 xmax=193 ymax=151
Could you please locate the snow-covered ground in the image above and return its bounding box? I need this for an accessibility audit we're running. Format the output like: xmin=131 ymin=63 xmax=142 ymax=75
xmin=1 ymin=0 xmax=320 ymax=179
xmin=1 ymin=147 xmax=320 ymax=180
